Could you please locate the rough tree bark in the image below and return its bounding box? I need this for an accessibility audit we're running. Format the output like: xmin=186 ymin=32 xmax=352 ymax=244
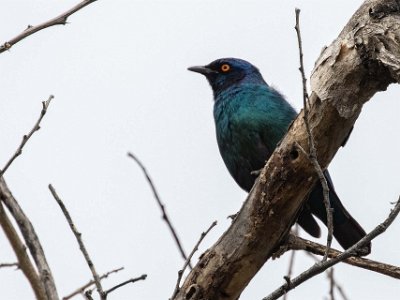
xmin=174 ymin=1 xmax=400 ymax=299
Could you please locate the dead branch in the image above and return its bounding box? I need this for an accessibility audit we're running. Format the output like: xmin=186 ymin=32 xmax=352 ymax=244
xmin=0 ymin=177 xmax=59 ymax=300
xmin=282 ymin=226 xmax=298 ymax=300
xmin=286 ymin=233 xmax=400 ymax=279
xmin=63 ymin=267 xmax=124 ymax=300
xmin=0 ymin=0 xmax=98 ymax=54
xmin=335 ymin=277 xmax=349 ymax=300
xmin=328 ymin=268 xmax=335 ymax=300
xmin=295 ymin=8 xmax=332 ymax=260
xmin=173 ymin=1 xmax=400 ymax=299
xmin=0 ymin=201 xmax=46 ymax=300
xmin=264 ymin=196 xmax=400 ymax=300
xmin=103 ymin=274 xmax=147 ymax=297
xmin=49 ymin=185 xmax=146 ymax=300
xmin=0 ymin=96 xmax=53 ymax=176
xmin=0 ymin=96 xmax=56 ymax=299
xmin=304 ymin=251 xmax=348 ymax=300
xmin=171 ymin=221 xmax=217 ymax=299
xmin=127 ymin=152 xmax=190 ymax=266
xmin=0 ymin=262 xmax=19 ymax=269
xmin=48 ymin=184 xmax=105 ymax=299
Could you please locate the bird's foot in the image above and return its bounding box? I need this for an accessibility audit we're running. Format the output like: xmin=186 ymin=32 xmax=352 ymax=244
xmin=353 ymin=245 xmax=371 ymax=257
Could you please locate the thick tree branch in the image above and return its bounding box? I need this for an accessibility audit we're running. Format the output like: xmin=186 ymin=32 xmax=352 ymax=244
xmin=0 ymin=177 xmax=59 ymax=300
xmin=173 ymin=1 xmax=400 ymax=299
xmin=0 ymin=0 xmax=98 ymax=54
xmin=0 ymin=201 xmax=46 ymax=300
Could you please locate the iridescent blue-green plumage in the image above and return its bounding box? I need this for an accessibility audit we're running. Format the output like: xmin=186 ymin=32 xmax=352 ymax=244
xmin=189 ymin=58 xmax=370 ymax=253
xmin=214 ymin=80 xmax=296 ymax=191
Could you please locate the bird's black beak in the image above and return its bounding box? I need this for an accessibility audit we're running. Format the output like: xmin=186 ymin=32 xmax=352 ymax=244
xmin=187 ymin=65 xmax=217 ymax=75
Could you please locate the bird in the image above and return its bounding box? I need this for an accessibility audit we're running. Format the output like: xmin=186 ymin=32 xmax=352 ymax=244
xmin=188 ymin=57 xmax=370 ymax=254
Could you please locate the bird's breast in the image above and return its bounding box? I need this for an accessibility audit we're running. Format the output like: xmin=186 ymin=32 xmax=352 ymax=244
xmin=213 ymin=96 xmax=272 ymax=191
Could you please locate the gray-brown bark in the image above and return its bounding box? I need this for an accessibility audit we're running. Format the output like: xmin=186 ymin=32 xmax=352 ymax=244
xmin=0 ymin=177 xmax=59 ymax=300
xmin=0 ymin=201 xmax=47 ymax=300
xmin=174 ymin=1 xmax=400 ymax=299
xmin=287 ymin=234 xmax=400 ymax=279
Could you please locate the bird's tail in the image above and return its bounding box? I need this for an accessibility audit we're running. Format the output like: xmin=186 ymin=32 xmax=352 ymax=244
xmin=305 ymin=171 xmax=371 ymax=255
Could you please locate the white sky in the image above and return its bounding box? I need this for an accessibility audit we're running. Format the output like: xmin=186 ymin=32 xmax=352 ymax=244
xmin=0 ymin=1 xmax=399 ymax=299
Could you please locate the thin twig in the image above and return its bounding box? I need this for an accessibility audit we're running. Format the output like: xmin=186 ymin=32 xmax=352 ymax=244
xmin=104 ymin=274 xmax=147 ymax=296
xmin=171 ymin=220 xmax=217 ymax=300
xmin=48 ymin=184 xmax=105 ymax=299
xmin=283 ymin=225 xmax=298 ymax=300
xmin=304 ymin=252 xmax=347 ymax=300
xmin=63 ymin=267 xmax=124 ymax=300
xmin=335 ymin=279 xmax=350 ymax=300
xmin=263 ymin=195 xmax=400 ymax=300
xmin=0 ymin=0 xmax=98 ymax=53
xmin=0 ymin=177 xmax=59 ymax=300
xmin=0 ymin=95 xmax=53 ymax=177
xmin=328 ymin=268 xmax=335 ymax=300
xmin=127 ymin=152 xmax=190 ymax=266
xmin=294 ymin=8 xmax=333 ymax=261
xmin=0 ymin=262 xmax=19 ymax=269
xmin=0 ymin=201 xmax=46 ymax=300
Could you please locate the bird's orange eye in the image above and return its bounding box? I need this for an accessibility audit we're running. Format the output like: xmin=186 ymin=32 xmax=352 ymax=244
xmin=221 ymin=64 xmax=230 ymax=72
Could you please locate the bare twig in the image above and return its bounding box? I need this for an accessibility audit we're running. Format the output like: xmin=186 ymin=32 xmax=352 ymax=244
xmin=304 ymin=252 xmax=347 ymax=300
xmin=289 ymin=234 xmax=400 ymax=279
xmin=127 ymin=152 xmax=190 ymax=266
xmin=171 ymin=221 xmax=217 ymax=300
xmin=263 ymin=196 xmax=400 ymax=300
xmin=48 ymin=184 xmax=104 ymax=299
xmin=84 ymin=290 xmax=94 ymax=300
xmin=0 ymin=96 xmax=58 ymax=299
xmin=0 ymin=0 xmax=98 ymax=53
xmin=0 ymin=262 xmax=19 ymax=269
xmin=328 ymin=268 xmax=335 ymax=300
xmin=335 ymin=279 xmax=350 ymax=300
xmin=283 ymin=225 xmax=298 ymax=300
xmin=294 ymin=8 xmax=333 ymax=261
xmin=0 ymin=201 xmax=46 ymax=300
xmin=104 ymin=274 xmax=147 ymax=297
xmin=63 ymin=267 xmax=124 ymax=300
xmin=0 ymin=95 xmax=53 ymax=177
xmin=0 ymin=177 xmax=59 ymax=300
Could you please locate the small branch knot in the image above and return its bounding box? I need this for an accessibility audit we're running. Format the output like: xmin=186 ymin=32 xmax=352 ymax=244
xmin=185 ymin=284 xmax=201 ymax=299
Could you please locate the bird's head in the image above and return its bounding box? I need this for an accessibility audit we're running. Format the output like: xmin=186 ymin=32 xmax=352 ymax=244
xmin=188 ymin=58 xmax=265 ymax=96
